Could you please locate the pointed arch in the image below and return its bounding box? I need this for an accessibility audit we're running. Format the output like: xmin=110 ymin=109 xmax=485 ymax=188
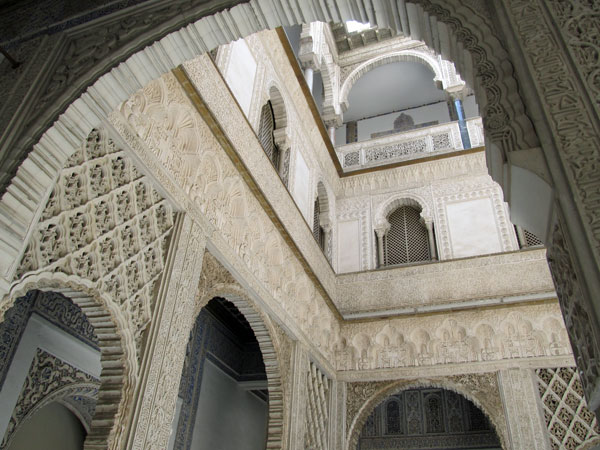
xmin=1 ymin=271 xmax=135 ymax=450
xmin=195 ymin=283 xmax=286 ymax=449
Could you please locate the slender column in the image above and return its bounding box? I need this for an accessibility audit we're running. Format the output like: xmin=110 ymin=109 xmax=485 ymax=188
xmin=425 ymin=220 xmax=438 ymax=260
xmin=498 ymin=368 xmax=552 ymax=450
xmin=127 ymin=214 xmax=206 ymax=450
xmin=328 ymin=125 xmax=336 ymax=146
xmin=454 ymin=98 xmax=472 ymax=149
xmin=304 ymin=67 xmax=314 ymax=94
xmin=322 ymin=223 xmax=332 ymax=263
xmin=375 ymin=227 xmax=389 ymax=268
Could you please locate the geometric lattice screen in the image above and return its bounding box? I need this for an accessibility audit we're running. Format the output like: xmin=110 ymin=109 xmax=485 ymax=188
xmin=515 ymin=225 xmax=544 ymax=248
xmin=523 ymin=229 xmax=543 ymax=247
xmin=313 ymin=198 xmax=324 ymax=250
xmin=384 ymin=206 xmax=430 ymax=266
xmin=536 ymin=367 xmax=599 ymax=450
xmin=258 ymin=100 xmax=280 ymax=169
xmin=305 ymin=362 xmax=330 ymax=450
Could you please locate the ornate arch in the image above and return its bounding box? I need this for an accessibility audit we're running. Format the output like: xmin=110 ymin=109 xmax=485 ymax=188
xmin=0 ymin=0 xmax=539 ymax=296
xmin=339 ymin=50 xmax=445 ymax=111
xmin=374 ymin=193 xmax=432 ymax=231
xmin=1 ymin=272 xmax=135 ymax=450
xmin=196 ymin=283 xmax=286 ymax=450
xmin=346 ymin=377 xmax=508 ymax=450
xmin=315 ymin=179 xmax=334 ymax=227
xmin=267 ymin=83 xmax=288 ymax=131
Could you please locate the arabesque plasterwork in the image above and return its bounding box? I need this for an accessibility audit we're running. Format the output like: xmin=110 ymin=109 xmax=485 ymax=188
xmin=336 ymin=302 xmax=572 ymax=373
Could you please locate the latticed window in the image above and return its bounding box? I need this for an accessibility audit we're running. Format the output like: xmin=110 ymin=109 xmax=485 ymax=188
xmin=383 ymin=206 xmax=431 ymax=265
xmin=313 ymin=198 xmax=325 ymax=250
xmin=258 ymin=101 xmax=280 ymax=169
xmin=515 ymin=225 xmax=543 ymax=248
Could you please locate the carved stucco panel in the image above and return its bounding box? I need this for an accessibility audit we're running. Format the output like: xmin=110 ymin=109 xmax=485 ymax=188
xmin=335 ymin=302 xmax=572 ymax=372
xmin=13 ymin=128 xmax=175 ymax=352
xmin=498 ymin=368 xmax=551 ymax=450
xmin=116 ymin=71 xmax=338 ymax=363
xmin=131 ymin=216 xmax=206 ymax=450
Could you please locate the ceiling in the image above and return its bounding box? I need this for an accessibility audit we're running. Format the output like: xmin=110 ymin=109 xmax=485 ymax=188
xmin=344 ymin=61 xmax=447 ymax=122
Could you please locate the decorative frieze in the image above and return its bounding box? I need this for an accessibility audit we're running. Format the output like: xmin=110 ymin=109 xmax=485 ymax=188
xmin=336 ymin=303 xmax=571 ymax=372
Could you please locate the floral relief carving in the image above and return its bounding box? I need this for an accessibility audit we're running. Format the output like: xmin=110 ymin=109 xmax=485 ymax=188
xmin=15 ymin=128 xmax=175 ymax=350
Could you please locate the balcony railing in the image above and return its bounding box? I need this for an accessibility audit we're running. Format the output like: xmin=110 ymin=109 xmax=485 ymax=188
xmin=337 ymin=117 xmax=484 ymax=171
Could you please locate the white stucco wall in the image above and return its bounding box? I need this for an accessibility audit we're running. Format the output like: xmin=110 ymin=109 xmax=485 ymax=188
xmin=356 ymin=102 xmax=450 ymax=141
xmin=337 ymin=219 xmax=361 ymax=273
xmin=191 ymin=360 xmax=268 ymax=450
xmin=6 ymin=402 xmax=85 ymax=450
xmin=293 ymin=150 xmax=311 ymax=222
xmin=446 ymin=197 xmax=503 ymax=258
xmin=224 ymin=39 xmax=257 ymax=116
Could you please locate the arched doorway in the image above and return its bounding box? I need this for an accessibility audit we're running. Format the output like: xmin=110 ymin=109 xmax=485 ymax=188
xmin=0 ymin=290 xmax=103 ymax=449
xmin=170 ymin=296 xmax=273 ymax=450
xmin=357 ymin=387 xmax=502 ymax=450
xmin=6 ymin=402 xmax=87 ymax=450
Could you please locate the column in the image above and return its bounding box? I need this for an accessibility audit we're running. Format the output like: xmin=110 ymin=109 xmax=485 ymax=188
xmin=322 ymin=223 xmax=332 ymax=263
xmin=346 ymin=121 xmax=358 ymax=144
xmin=375 ymin=226 xmax=389 ymax=268
xmin=498 ymin=368 xmax=552 ymax=450
xmin=304 ymin=67 xmax=314 ymax=94
xmin=328 ymin=125 xmax=336 ymax=146
xmin=126 ymin=214 xmax=207 ymax=450
xmin=425 ymin=220 xmax=438 ymax=260
xmin=454 ymin=98 xmax=471 ymax=149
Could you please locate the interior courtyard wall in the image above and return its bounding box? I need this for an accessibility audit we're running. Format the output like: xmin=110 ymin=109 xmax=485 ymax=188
xmin=111 ymin=65 xmax=339 ymax=365
xmin=0 ymin=0 xmax=596 ymax=446
xmin=335 ymin=151 xmax=520 ymax=272
xmin=216 ymin=31 xmax=342 ymax=267
xmin=335 ymin=301 xmax=573 ymax=375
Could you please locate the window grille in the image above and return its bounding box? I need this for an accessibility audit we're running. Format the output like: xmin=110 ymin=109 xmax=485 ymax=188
xmin=258 ymin=101 xmax=280 ymax=169
xmin=384 ymin=206 xmax=430 ymax=265
xmin=515 ymin=225 xmax=544 ymax=248
xmin=313 ymin=198 xmax=324 ymax=250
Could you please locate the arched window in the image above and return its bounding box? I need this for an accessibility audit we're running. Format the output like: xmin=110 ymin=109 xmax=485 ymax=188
xmin=258 ymin=100 xmax=280 ymax=169
xmin=313 ymin=197 xmax=325 ymax=250
xmin=383 ymin=205 xmax=431 ymax=265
